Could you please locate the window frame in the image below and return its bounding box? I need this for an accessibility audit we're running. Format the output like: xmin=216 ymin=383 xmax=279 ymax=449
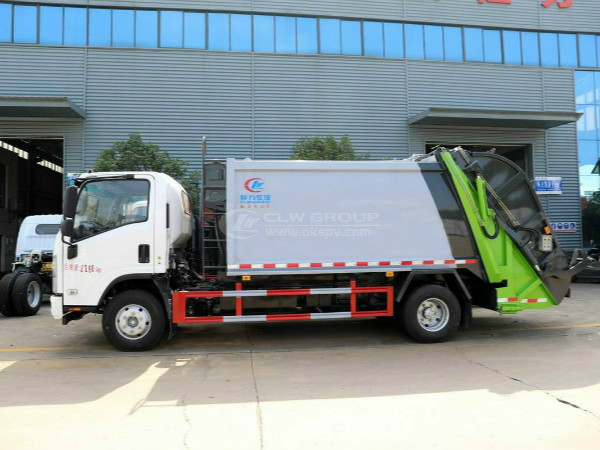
xmin=0 ymin=2 xmax=594 ymax=71
xmin=71 ymin=178 xmax=151 ymax=244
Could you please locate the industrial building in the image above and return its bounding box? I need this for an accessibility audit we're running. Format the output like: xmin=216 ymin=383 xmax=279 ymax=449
xmin=0 ymin=0 xmax=598 ymax=269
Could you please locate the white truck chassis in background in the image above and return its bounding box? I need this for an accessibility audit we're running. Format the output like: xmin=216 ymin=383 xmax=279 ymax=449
xmin=0 ymin=215 xmax=61 ymax=317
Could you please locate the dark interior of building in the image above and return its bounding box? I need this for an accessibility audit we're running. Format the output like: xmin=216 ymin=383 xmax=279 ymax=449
xmin=0 ymin=137 xmax=63 ymax=221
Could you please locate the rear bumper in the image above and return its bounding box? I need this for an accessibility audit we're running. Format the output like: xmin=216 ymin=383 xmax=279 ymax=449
xmin=50 ymin=295 xmax=63 ymax=319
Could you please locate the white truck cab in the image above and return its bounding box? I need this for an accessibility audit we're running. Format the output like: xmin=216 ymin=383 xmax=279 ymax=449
xmin=52 ymin=172 xmax=191 ymax=331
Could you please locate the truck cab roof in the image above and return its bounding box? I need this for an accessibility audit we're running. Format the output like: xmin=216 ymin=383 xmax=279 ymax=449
xmin=15 ymin=214 xmax=62 ymax=255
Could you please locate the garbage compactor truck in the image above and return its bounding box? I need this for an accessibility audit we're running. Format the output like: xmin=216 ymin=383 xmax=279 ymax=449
xmin=51 ymin=147 xmax=595 ymax=351
xmin=0 ymin=214 xmax=61 ymax=317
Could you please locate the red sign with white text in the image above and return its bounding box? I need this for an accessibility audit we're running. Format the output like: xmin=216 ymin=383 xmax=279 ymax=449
xmin=541 ymin=0 xmax=572 ymax=8
xmin=478 ymin=0 xmax=572 ymax=7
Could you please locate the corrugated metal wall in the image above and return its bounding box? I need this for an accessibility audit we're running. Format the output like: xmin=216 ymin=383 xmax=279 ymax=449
xmin=0 ymin=46 xmax=85 ymax=171
xmin=84 ymin=49 xmax=254 ymax=168
xmin=0 ymin=0 xmax=588 ymax=248
xmin=253 ymin=55 xmax=408 ymax=159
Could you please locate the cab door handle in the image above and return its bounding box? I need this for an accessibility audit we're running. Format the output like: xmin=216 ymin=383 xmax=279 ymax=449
xmin=138 ymin=245 xmax=150 ymax=263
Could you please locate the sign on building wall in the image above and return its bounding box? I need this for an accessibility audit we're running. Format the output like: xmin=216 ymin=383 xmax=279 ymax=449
xmin=551 ymin=222 xmax=578 ymax=233
xmin=535 ymin=177 xmax=563 ymax=195
xmin=478 ymin=0 xmax=573 ymax=8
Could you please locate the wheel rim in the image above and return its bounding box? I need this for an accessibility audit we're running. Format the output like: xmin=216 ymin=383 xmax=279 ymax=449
xmin=417 ymin=297 xmax=450 ymax=332
xmin=27 ymin=281 xmax=42 ymax=308
xmin=115 ymin=304 xmax=152 ymax=340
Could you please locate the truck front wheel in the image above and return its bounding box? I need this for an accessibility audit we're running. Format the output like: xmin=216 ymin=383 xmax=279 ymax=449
xmin=102 ymin=290 xmax=166 ymax=351
xmin=400 ymin=284 xmax=460 ymax=343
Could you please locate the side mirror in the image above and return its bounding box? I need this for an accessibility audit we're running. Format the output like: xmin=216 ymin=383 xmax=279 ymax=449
xmin=63 ymin=186 xmax=78 ymax=219
xmin=61 ymin=218 xmax=74 ymax=238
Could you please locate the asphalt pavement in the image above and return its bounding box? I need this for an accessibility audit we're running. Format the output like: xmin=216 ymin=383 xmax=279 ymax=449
xmin=0 ymin=283 xmax=599 ymax=450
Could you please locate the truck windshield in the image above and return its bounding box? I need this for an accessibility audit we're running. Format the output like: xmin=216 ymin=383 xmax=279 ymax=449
xmin=72 ymin=179 xmax=150 ymax=241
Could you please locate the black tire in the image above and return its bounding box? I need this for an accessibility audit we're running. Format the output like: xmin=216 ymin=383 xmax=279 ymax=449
xmin=399 ymin=284 xmax=461 ymax=343
xmin=11 ymin=273 xmax=44 ymax=316
xmin=0 ymin=272 xmax=21 ymax=317
xmin=102 ymin=289 xmax=166 ymax=352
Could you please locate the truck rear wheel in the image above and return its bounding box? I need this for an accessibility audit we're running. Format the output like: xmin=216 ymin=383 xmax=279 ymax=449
xmin=11 ymin=273 xmax=43 ymax=316
xmin=400 ymin=284 xmax=460 ymax=343
xmin=102 ymin=290 xmax=166 ymax=351
xmin=0 ymin=272 xmax=21 ymax=317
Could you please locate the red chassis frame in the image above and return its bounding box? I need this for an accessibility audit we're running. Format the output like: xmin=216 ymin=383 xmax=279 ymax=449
xmin=172 ymin=280 xmax=394 ymax=324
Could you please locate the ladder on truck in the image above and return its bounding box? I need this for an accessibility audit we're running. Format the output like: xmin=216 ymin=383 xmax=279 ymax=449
xmin=199 ymin=138 xmax=227 ymax=275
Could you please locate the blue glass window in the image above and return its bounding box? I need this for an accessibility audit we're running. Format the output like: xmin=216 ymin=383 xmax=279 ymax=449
xmin=364 ymin=21 xmax=383 ymax=57
xmin=405 ymin=24 xmax=424 ymax=59
xmin=230 ymin=14 xmax=250 ymax=52
xmin=483 ymin=29 xmax=501 ymax=63
xmin=184 ymin=12 xmax=206 ymax=49
xmin=135 ymin=10 xmax=157 ymax=48
xmin=558 ymin=33 xmax=577 ymax=67
xmin=521 ymin=32 xmax=539 ymax=66
xmin=503 ymin=30 xmax=521 ymax=65
xmin=40 ymin=6 xmax=62 ymax=45
xmin=575 ymin=71 xmax=595 ymax=104
xmin=112 ymin=9 xmax=134 ymax=47
xmin=383 ymin=22 xmax=403 ymax=58
xmin=578 ymin=140 xmax=599 ymax=173
xmin=13 ymin=5 xmax=37 ymax=44
xmin=579 ymin=34 xmax=597 ymax=68
xmin=320 ymin=18 xmax=340 ymax=54
xmin=443 ymin=26 xmax=463 ymax=62
xmin=254 ymin=15 xmax=274 ymax=53
xmin=595 ymin=72 xmax=600 ymax=101
xmin=0 ymin=3 xmax=11 ymax=42
xmin=577 ymin=105 xmax=597 ymax=140
xmin=89 ymin=8 xmax=111 ymax=46
xmin=297 ymin=17 xmax=317 ymax=54
xmin=424 ymin=25 xmax=443 ymax=60
xmin=160 ymin=11 xmax=183 ymax=48
xmin=464 ymin=28 xmax=483 ymax=62
xmin=540 ymin=33 xmax=559 ymax=67
xmin=341 ymin=20 xmax=361 ymax=55
xmin=7 ymin=5 xmax=600 ymax=72
xmin=208 ymin=13 xmax=229 ymax=51
xmin=276 ymin=16 xmax=296 ymax=53
xmin=64 ymin=7 xmax=86 ymax=46
xmin=577 ymin=70 xmax=600 ymax=200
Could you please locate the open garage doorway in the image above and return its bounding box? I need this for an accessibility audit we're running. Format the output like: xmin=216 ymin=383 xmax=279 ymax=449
xmin=426 ymin=143 xmax=533 ymax=178
xmin=0 ymin=137 xmax=63 ymax=272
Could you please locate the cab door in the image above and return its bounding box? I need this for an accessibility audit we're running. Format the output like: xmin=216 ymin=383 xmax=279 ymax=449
xmin=62 ymin=175 xmax=155 ymax=308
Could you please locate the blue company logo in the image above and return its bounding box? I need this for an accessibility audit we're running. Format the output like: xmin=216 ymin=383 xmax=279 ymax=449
xmin=244 ymin=178 xmax=265 ymax=193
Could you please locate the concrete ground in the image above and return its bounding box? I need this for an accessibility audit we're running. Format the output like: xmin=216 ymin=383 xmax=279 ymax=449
xmin=0 ymin=284 xmax=599 ymax=450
